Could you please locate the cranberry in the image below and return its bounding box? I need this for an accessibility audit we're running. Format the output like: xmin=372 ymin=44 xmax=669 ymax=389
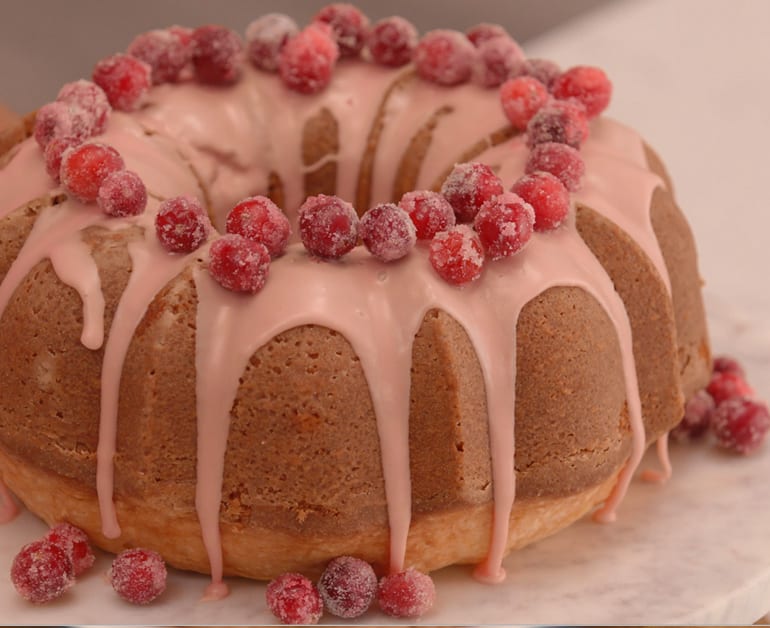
xmin=367 ymin=16 xmax=418 ymax=68
xmin=44 ymin=136 xmax=82 ymax=183
xmin=226 ymin=196 xmax=291 ymax=257
xmin=670 ymin=389 xmax=715 ymax=442
xmin=44 ymin=522 xmax=95 ymax=577
xmin=552 ymin=65 xmax=612 ymax=119
xmin=429 ymin=225 xmax=485 ymax=285
xmin=33 ymin=101 xmax=91 ymax=149
xmin=707 ymin=371 xmax=754 ymax=406
xmin=11 ymin=539 xmax=75 ymax=604
xmin=318 ymin=555 xmax=377 ymax=618
xmin=97 ymin=170 xmax=147 ymax=217
xmin=266 ymin=572 xmax=323 ymax=625
xmin=713 ymin=355 xmax=746 ymax=378
xmin=466 ymin=23 xmax=509 ymax=48
xmin=314 ymin=3 xmax=370 ymax=58
xmin=360 ymin=203 xmax=416 ymax=262
xmin=191 ymin=25 xmax=243 ymax=85
xmin=60 ymin=142 xmax=125 ymax=203
xmin=526 ymin=141 xmax=585 ymax=192
xmin=526 ymin=98 xmax=589 ymax=148
xmin=511 ymin=171 xmax=571 ymax=232
xmin=399 ymin=190 xmax=456 ymax=240
xmin=279 ymin=23 xmax=340 ymax=94
xmin=109 ymin=548 xmax=167 ymax=604
xmin=298 ymin=194 xmax=358 ymax=259
xmin=155 ymin=195 xmax=211 ymax=253
xmin=246 ymin=13 xmax=299 ymax=72
xmin=56 ymin=80 xmax=111 ymax=135
xmin=711 ymin=398 xmax=770 ymax=455
xmin=440 ymin=162 xmax=504 ymax=223
xmin=127 ymin=28 xmax=193 ymax=84
xmin=499 ymin=76 xmax=550 ymax=131
xmin=472 ymin=36 xmax=525 ymax=88
xmin=378 ymin=568 xmax=436 ymax=619
xmin=413 ymin=30 xmax=476 ymax=86
xmin=92 ymin=53 xmax=152 ymax=112
xmin=518 ymin=58 xmax=562 ymax=91
xmin=208 ymin=234 xmax=271 ymax=294
xmin=473 ymin=191 xmax=535 ymax=260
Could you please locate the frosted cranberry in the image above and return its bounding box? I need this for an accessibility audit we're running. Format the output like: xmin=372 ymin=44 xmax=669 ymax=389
xmin=33 ymin=101 xmax=90 ymax=149
xmin=713 ymin=355 xmax=746 ymax=378
xmin=526 ymin=99 xmax=589 ymax=148
xmin=519 ymin=58 xmax=562 ymax=91
xmin=246 ymin=13 xmax=299 ymax=72
xmin=44 ymin=522 xmax=95 ymax=577
xmin=553 ymin=65 xmax=612 ymax=119
xmin=511 ymin=171 xmax=570 ymax=232
xmin=414 ymin=30 xmax=476 ymax=86
xmin=472 ymin=36 xmax=525 ymax=88
xmin=191 ymin=25 xmax=243 ymax=85
xmin=11 ymin=539 xmax=74 ymax=604
xmin=92 ymin=54 xmax=152 ymax=112
xmin=97 ymin=170 xmax=147 ymax=217
xmin=314 ymin=3 xmax=370 ymax=58
xmin=378 ymin=568 xmax=436 ymax=619
xmin=711 ymin=398 xmax=770 ymax=455
xmin=360 ymin=203 xmax=416 ymax=262
xmin=266 ymin=572 xmax=323 ymax=625
xmin=707 ymin=371 xmax=754 ymax=406
xmin=440 ymin=162 xmax=504 ymax=223
xmin=56 ymin=80 xmax=111 ymax=135
xmin=670 ymin=389 xmax=715 ymax=442
xmin=429 ymin=225 xmax=485 ymax=286
xmin=208 ymin=234 xmax=271 ymax=294
xmin=526 ymin=141 xmax=585 ymax=191
xmin=298 ymin=194 xmax=358 ymax=259
xmin=473 ymin=191 xmax=535 ymax=260
xmin=367 ymin=16 xmax=418 ymax=68
xmin=499 ymin=76 xmax=549 ymax=131
xmin=60 ymin=142 xmax=125 ymax=203
xmin=279 ymin=23 xmax=340 ymax=94
xmin=466 ymin=23 xmax=509 ymax=48
xmin=44 ymin=136 xmax=82 ymax=183
xmin=399 ymin=190 xmax=456 ymax=240
xmin=226 ymin=196 xmax=291 ymax=257
xmin=318 ymin=555 xmax=377 ymax=618
xmin=155 ymin=195 xmax=210 ymax=253
xmin=128 ymin=28 xmax=192 ymax=84
xmin=109 ymin=548 xmax=167 ymax=604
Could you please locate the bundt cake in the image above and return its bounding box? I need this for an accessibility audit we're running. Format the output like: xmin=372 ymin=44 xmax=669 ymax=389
xmin=0 ymin=6 xmax=710 ymax=600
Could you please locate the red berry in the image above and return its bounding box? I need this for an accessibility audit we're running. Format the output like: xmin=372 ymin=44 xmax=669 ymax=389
xmin=713 ymin=355 xmax=746 ymax=378
xmin=208 ymin=234 xmax=271 ymax=294
xmin=707 ymin=371 xmax=754 ymax=406
xmin=191 ymin=25 xmax=243 ymax=85
xmin=378 ymin=568 xmax=436 ymax=619
xmin=367 ymin=16 xmax=418 ymax=68
xmin=155 ymin=195 xmax=211 ymax=253
xmin=109 ymin=548 xmax=167 ymax=604
xmin=473 ymin=191 xmax=535 ymax=260
xmin=56 ymin=80 xmax=111 ymax=135
xmin=246 ymin=13 xmax=299 ymax=72
xmin=266 ymin=572 xmax=323 ymax=625
xmin=60 ymin=142 xmax=125 ymax=203
xmin=511 ymin=171 xmax=570 ymax=232
xmin=226 ymin=196 xmax=291 ymax=257
xmin=92 ymin=53 xmax=152 ymax=112
xmin=499 ymin=76 xmax=550 ymax=131
xmin=298 ymin=194 xmax=358 ymax=259
xmin=314 ymin=3 xmax=370 ymax=58
xmin=670 ymin=389 xmax=715 ymax=442
xmin=518 ymin=58 xmax=562 ymax=91
xmin=525 ymin=141 xmax=585 ymax=192
xmin=440 ymin=162 xmax=504 ymax=223
xmin=466 ymin=23 xmax=509 ymax=48
xmin=97 ymin=170 xmax=147 ymax=217
xmin=711 ymin=398 xmax=770 ymax=455
xmin=127 ymin=28 xmax=193 ymax=84
xmin=318 ymin=555 xmax=377 ymax=619
xmin=33 ymin=101 xmax=91 ymax=149
xmin=44 ymin=522 xmax=95 ymax=577
xmin=526 ymin=98 xmax=589 ymax=148
xmin=44 ymin=135 xmax=82 ymax=183
xmin=399 ymin=190 xmax=456 ymax=240
xmin=552 ymin=65 xmax=612 ymax=119
xmin=472 ymin=36 xmax=525 ymax=88
xmin=414 ymin=30 xmax=476 ymax=86
xmin=429 ymin=225 xmax=485 ymax=285
xmin=11 ymin=539 xmax=75 ymax=604
xmin=279 ymin=23 xmax=340 ymax=94
xmin=360 ymin=203 xmax=416 ymax=262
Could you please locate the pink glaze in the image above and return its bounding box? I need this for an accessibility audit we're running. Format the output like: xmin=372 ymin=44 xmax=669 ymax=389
xmin=641 ymin=433 xmax=673 ymax=484
xmin=0 ymin=478 xmax=19 ymax=523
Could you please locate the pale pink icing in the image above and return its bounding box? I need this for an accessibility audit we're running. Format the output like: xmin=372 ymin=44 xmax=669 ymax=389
xmin=641 ymin=433 xmax=673 ymax=484
xmin=0 ymin=478 xmax=19 ymax=523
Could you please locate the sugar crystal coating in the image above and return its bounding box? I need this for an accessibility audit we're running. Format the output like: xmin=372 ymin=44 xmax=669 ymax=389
xmin=526 ymin=141 xmax=585 ymax=191
xmin=526 ymin=98 xmax=589 ymax=148
xmin=399 ymin=190 xmax=456 ymax=240
xmin=279 ymin=23 xmax=340 ymax=94
xmin=378 ymin=568 xmax=436 ymax=618
xmin=429 ymin=225 xmax=485 ymax=285
xmin=56 ymin=80 xmax=111 ymax=135
xmin=707 ymin=371 xmax=754 ymax=406
xmin=33 ymin=101 xmax=91 ymax=149
xmin=314 ymin=3 xmax=370 ymax=57
xmin=414 ymin=30 xmax=476 ymax=86
xmin=473 ymin=191 xmax=535 ymax=259
xmin=44 ymin=136 xmax=82 ymax=183
xmin=266 ymin=572 xmax=323 ymax=625
xmin=97 ymin=170 xmax=147 ymax=217
xmin=360 ymin=202 xmax=416 ymax=262
xmin=246 ymin=13 xmax=299 ymax=72
xmin=499 ymin=76 xmax=549 ymax=131
xmin=519 ymin=58 xmax=562 ymax=91
xmin=44 ymin=522 xmax=95 ymax=577
xmin=60 ymin=142 xmax=125 ymax=203
xmin=472 ymin=35 xmax=525 ymax=88
xmin=318 ymin=555 xmax=377 ymax=618
xmin=11 ymin=539 xmax=75 ymax=604
xmin=466 ymin=22 xmax=509 ymax=47
xmin=441 ymin=162 xmax=504 ymax=223
xmin=713 ymin=355 xmax=746 ymax=378
xmin=128 ymin=28 xmax=193 ymax=84
xmin=552 ymin=65 xmax=612 ymax=119
xmin=711 ymin=398 xmax=770 ymax=455
xmin=109 ymin=548 xmax=167 ymax=604
xmin=208 ymin=234 xmax=271 ymax=294
xmin=298 ymin=194 xmax=358 ymax=258
xmin=155 ymin=195 xmax=211 ymax=253
xmin=226 ymin=196 xmax=291 ymax=257
xmin=92 ymin=53 xmax=152 ymax=112
xmin=367 ymin=16 xmax=418 ymax=67
xmin=670 ymin=389 xmax=715 ymax=442
xmin=191 ymin=25 xmax=244 ymax=85
xmin=511 ymin=171 xmax=570 ymax=232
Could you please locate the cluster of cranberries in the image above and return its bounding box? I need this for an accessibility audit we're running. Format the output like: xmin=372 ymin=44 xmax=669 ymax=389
xmin=266 ymin=556 xmax=435 ymax=624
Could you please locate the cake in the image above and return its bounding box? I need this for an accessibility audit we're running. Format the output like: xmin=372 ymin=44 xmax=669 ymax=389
xmin=0 ymin=6 xmax=710 ymax=599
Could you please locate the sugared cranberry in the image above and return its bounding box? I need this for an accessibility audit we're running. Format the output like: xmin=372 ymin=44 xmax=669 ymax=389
xmin=413 ymin=30 xmax=476 ymax=86
xmin=707 ymin=371 xmax=754 ymax=406
xmin=518 ymin=58 xmax=562 ymax=91
xmin=92 ymin=54 xmax=152 ymax=112
xmin=11 ymin=539 xmax=75 ymax=604
xmin=44 ymin=522 xmax=95 ymax=577
xmin=511 ymin=171 xmax=571 ymax=232
xmin=713 ymin=355 xmax=746 ymax=378
xmin=155 ymin=195 xmax=211 ymax=253
xmin=367 ymin=16 xmax=418 ymax=68
xmin=429 ymin=225 xmax=485 ymax=286
xmin=670 ymin=389 xmax=715 ymax=442
xmin=191 ymin=25 xmax=243 ymax=85
xmin=56 ymin=80 xmax=111 ymax=135
xmin=526 ymin=98 xmax=589 ymax=148
xmin=208 ymin=234 xmax=271 ymax=294
xmin=246 ymin=13 xmax=299 ymax=72
xmin=44 ymin=136 xmax=82 ymax=183
xmin=226 ymin=196 xmax=291 ymax=257
xmin=266 ymin=572 xmax=323 ymax=625
xmin=360 ymin=203 xmax=416 ymax=262
xmin=279 ymin=23 xmax=340 ymax=94
xmin=378 ymin=568 xmax=436 ymax=619
xmin=97 ymin=170 xmax=147 ymax=217
xmin=472 ymin=36 xmax=525 ymax=88
xmin=318 ymin=555 xmax=377 ymax=619
xmin=499 ymin=76 xmax=549 ymax=131
xmin=127 ymin=28 xmax=193 ymax=84
xmin=711 ymin=398 xmax=770 ymax=455
xmin=314 ymin=3 xmax=370 ymax=58
xmin=399 ymin=190 xmax=456 ymax=240
xmin=473 ymin=191 xmax=535 ymax=260
xmin=60 ymin=142 xmax=125 ymax=203
xmin=552 ymin=65 xmax=612 ymax=119
xmin=440 ymin=162 xmax=504 ymax=223
xmin=298 ymin=194 xmax=358 ymax=259
xmin=466 ymin=23 xmax=509 ymax=48
xmin=109 ymin=548 xmax=167 ymax=604
xmin=33 ymin=101 xmax=91 ymax=149
xmin=525 ymin=142 xmax=585 ymax=192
